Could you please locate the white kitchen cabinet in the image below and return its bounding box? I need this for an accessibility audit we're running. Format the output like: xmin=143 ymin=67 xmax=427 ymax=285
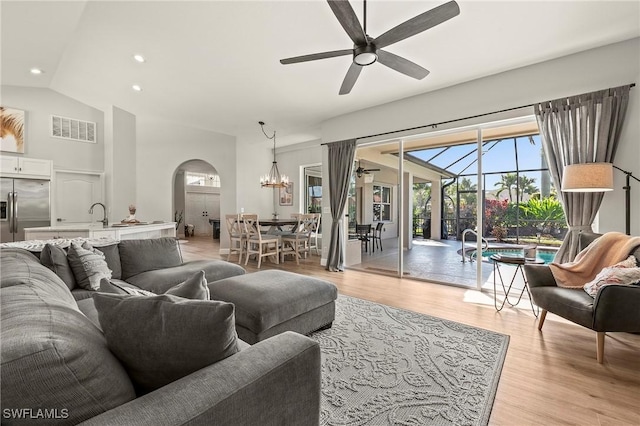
xmin=0 ymin=156 xmax=52 ymax=178
xmin=24 ymin=222 xmax=177 ymax=241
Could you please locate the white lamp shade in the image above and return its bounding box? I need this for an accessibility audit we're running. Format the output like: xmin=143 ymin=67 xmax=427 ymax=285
xmin=561 ymin=163 xmax=614 ymax=192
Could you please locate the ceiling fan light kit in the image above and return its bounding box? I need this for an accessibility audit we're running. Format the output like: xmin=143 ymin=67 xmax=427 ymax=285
xmin=356 ymin=160 xmax=381 ymax=178
xmin=280 ymin=0 xmax=460 ymax=95
xmin=354 ymin=43 xmax=378 ymax=66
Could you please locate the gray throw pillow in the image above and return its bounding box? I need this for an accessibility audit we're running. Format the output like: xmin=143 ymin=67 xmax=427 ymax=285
xmin=99 ymin=270 xmax=209 ymax=299
xmin=67 ymin=242 xmax=112 ymax=291
xmin=164 ymin=270 xmax=210 ymax=300
xmin=92 ymin=293 xmax=239 ymax=395
xmin=40 ymin=243 xmax=76 ymax=290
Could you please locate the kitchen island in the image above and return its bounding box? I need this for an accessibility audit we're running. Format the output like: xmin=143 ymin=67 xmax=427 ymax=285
xmin=25 ymin=222 xmax=176 ymax=241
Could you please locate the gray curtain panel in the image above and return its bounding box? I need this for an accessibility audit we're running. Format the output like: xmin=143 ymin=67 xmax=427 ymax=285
xmin=534 ymin=85 xmax=631 ymax=263
xmin=325 ymin=139 xmax=356 ymax=272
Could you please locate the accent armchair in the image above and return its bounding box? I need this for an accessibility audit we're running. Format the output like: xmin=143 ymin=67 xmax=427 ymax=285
xmin=524 ymin=232 xmax=640 ymax=363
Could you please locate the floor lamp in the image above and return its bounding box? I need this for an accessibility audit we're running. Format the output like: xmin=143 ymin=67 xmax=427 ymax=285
xmin=561 ymin=162 xmax=639 ymax=235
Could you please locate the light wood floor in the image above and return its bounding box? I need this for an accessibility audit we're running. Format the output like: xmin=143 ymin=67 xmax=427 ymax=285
xmin=180 ymin=236 xmax=640 ymax=425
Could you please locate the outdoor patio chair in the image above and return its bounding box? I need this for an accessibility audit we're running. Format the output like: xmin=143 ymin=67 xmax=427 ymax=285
xmin=372 ymin=222 xmax=384 ymax=251
xmin=356 ymin=224 xmax=372 ymax=253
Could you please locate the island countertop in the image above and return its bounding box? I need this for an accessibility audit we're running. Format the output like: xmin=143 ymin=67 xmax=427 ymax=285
xmin=24 ymin=222 xmax=177 ymax=240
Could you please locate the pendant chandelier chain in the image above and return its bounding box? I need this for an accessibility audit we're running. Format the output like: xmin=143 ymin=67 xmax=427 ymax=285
xmin=258 ymin=121 xmax=289 ymax=188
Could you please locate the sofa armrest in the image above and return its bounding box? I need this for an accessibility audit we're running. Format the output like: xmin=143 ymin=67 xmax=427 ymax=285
xmin=79 ymin=331 xmax=320 ymax=426
xmin=524 ymin=264 xmax=557 ymax=289
xmin=592 ymin=284 xmax=640 ymax=332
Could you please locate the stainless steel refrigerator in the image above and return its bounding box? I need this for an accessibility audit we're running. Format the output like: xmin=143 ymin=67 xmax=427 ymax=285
xmin=1 ymin=178 xmax=51 ymax=243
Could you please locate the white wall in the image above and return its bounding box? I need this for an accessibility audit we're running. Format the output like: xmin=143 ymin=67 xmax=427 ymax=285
xmin=110 ymin=106 xmax=136 ymax=222
xmin=275 ymin=141 xmax=322 ymax=218
xmin=135 ymin=115 xmax=236 ymax=246
xmin=234 ymin=135 xmax=276 ymax=218
xmin=1 ymin=86 xmax=104 ymax=172
xmin=174 ymin=170 xmax=185 ymax=237
xmin=322 ymin=38 xmax=640 ymax=236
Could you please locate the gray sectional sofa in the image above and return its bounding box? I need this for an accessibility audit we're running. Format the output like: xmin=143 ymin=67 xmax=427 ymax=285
xmin=1 ymin=238 xmax=329 ymax=425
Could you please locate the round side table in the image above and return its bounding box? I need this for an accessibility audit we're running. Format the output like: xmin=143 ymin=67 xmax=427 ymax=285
xmin=491 ymin=255 xmax=544 ymax=317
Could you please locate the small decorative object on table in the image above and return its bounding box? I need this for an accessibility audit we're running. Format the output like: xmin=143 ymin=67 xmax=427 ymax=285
xmin=523 ymin=245 xmax=537 ymax=260
xmin=122 ymin=204 xmax=141 ymax=224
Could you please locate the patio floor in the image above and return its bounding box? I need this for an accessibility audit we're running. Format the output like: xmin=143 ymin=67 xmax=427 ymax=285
xmin=349 ymin=237 xmax=536 ymax=301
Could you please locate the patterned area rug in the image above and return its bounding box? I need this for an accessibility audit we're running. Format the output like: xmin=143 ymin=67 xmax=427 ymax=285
xmin=309 ymin=295 xmax=509 ymax=426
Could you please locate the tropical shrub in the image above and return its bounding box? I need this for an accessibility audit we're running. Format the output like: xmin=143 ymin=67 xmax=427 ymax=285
xmin=519 ymin=197 xmax=564 ymax=221
xmin=519 ymin=197 xmax=566 ymax=233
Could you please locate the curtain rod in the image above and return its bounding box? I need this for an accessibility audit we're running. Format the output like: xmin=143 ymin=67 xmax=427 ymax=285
xmin=321 ymin=83 xmax=635 ymax=145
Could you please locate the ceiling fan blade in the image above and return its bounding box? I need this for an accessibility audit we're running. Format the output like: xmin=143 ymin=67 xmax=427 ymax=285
xmin=377 ymin=50 xmax=430 ymax=80
xmin=280 ymin=49 xmax=353 ymax=64
xmin=373 ymin=0 xmax=460 ymax=49
xmin=339 ymin=62 xmax=363 ymax=95
xmin=327 ymin=0 xmax=367 ymax=46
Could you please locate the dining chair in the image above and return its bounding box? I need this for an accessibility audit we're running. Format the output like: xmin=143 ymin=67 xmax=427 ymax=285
xmin=372 ymin=222 xmax=384 ymax=252
xmin=309 ymin=213 xmax=321 ymax=255
xmin=242 ymin=214 xmax=280 ymax=268
xmin=281 ymin=214 xmax=315 ymax=264
xmin=286 ymin=213 xmax=302 ymax=234
xmin=225 ymin=214 xmax=245 ymax=264
xmin=356 ymin=224 xmax=372 ymax=254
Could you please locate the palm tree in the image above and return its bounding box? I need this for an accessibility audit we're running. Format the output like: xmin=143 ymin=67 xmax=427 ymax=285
xmin=412 ymin=183 xmax=431 ymax=221
xmin=517 ymin=176 xmax=538 ymax=201
xmin=494 ymin=173 xmax=518 ymax=202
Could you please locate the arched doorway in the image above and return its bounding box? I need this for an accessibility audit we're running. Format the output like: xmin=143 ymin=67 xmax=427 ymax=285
xmin=173 ymin=160 xmax=220 ymax=238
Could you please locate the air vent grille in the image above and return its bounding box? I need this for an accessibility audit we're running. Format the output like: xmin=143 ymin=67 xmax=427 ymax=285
xmin=51 ymin=115 xmax=96 ymax=143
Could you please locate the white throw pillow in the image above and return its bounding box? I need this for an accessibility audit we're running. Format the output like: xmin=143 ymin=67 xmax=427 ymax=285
xmin=67 ymin=242 xmax=112 ymax=291
xmin=583 ymin=255 xmax=640 ymax=297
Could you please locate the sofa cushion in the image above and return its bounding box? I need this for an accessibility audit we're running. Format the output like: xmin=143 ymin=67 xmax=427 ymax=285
xmin=118 ymin=237 xmax=182 ymax=280
xmin=93 ymin=292 xmax=239 ymax=395
xmin=1 ymin=249 xmax=136 ymax=424
xmin=126 ymin=259 xmax=245 ymax=294
xmin=100 ymin=278 xmax=157 ymax=296
xmin=40 ymin=243 xmax=77 ymax=290
xmin=67 ymin=242 xmax=112 ymax=290
xmin=99 ymin=271 xmax=210 ymax=299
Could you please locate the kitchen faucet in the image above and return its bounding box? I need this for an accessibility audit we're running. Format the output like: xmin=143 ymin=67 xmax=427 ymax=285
xmin=88 ymin=202 xmax=108 ymax=227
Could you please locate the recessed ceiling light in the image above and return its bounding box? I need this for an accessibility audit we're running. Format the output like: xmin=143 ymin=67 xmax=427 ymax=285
xmin=132 ymin=84 xmax=142 ymax=92
xmin=133 ymin=54 xmax=145 ymax=63
xmin=30 ymin=68 xmax=43 ymax=75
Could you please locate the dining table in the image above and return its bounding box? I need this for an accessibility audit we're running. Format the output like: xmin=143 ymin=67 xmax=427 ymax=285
xmin=258 ymin=218 xmax=299 ymax=234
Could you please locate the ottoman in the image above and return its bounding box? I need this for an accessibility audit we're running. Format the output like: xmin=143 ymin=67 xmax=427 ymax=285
xmin=208 ymin=270 xmax=338 ymax=344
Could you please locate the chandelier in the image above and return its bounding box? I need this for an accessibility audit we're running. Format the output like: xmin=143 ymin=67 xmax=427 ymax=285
xmin=259 ymin=121 xmax=289 ymax=188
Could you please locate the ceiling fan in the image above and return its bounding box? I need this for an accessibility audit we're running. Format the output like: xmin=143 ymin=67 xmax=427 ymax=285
xmin=355 ymin=161 xmax=380 ymax=178
xmin=280 ymin=0 xmax=460 ymax=95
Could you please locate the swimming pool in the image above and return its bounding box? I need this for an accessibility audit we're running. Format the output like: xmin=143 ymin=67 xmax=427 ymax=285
xmin=470 ymin=248 xmax=557 ymax=264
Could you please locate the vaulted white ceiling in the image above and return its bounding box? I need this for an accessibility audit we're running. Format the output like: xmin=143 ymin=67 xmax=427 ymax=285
xmin=2 ymin=1 xmax=639 ymax=144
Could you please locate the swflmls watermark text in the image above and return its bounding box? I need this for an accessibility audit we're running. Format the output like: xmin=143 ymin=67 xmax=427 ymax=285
xmin=3 ymin=408 xmax=69 ymax=420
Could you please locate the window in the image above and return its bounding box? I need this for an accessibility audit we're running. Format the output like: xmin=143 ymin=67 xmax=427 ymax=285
xmin=186 ymin=172 xmax=220 ymax=187
xmin=373 ymin=184 xmax=392 ymax=221
xmin=305 ymin=175 xmax=322 ymax=213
